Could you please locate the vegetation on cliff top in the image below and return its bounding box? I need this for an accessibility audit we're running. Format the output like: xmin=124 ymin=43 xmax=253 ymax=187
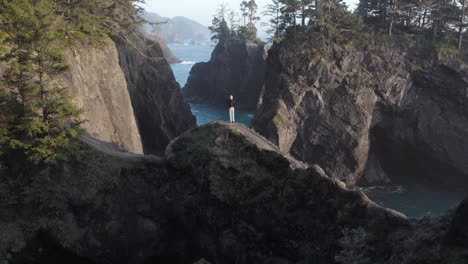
xmin=262 ymin=0 xmax=467 ymax=61
xmin=0 ymin=0 xmax=144 ymax=165
xmin=0 ymin=0 xmax=146 ymax=214
xmin=209 ymin=0 xmax=264 ymax=44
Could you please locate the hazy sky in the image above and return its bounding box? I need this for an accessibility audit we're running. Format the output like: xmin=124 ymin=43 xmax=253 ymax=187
xmin=143 ymin=0 xmax=360 ymax=27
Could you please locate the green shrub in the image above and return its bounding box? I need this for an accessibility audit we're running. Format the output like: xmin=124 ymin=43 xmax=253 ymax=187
xmin=335 ymin=227 xmax=371 ymax=264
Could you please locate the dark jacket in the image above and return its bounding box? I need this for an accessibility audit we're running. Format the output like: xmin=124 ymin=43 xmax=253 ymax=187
xmin=228 ymin=99 xmax=235 ymax=108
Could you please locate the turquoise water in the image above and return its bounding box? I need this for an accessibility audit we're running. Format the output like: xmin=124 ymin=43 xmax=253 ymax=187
xmin=168 ymin=44 xmax=213 ymax=87
xmin=190 ymin=103 xmax=255 ymax=126
xmin=361 ymin=185 xmax=464 ymax=218
xmin=169 ymin=44 xmax=254 ymax=127
xmin=167 ymin=44 xmax=464 ymax=218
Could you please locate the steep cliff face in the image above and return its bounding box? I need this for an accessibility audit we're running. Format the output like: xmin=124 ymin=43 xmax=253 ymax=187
xmin=58 ymin=33 xmax=195 ymax=156
xmin=59 ymin=40 xmax=143 ymax=154
xmin=115 ymin=34 xmax=196 ymax=155
xmin=1 ymin=123 xmax=467 ymax=264
xmin=183 ymin=38 xmax=269 ymax=110
xmin=253 ymin=45 xmax=468 ymax=188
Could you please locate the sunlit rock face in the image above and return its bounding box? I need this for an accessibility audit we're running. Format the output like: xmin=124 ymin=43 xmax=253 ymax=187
xmin=58 ymin=33 xmax=195 ymax=155
xmin=58 ymin=40 xmax=144 ymax=154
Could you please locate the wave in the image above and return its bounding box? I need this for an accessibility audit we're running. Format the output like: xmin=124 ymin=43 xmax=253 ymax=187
xmin=357 ymin=185 xmax=405 ymax=194
xmin=180 ymin=61 xmax=196 ymax=65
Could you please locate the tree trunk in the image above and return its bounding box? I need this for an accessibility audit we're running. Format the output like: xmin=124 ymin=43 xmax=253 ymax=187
xmin=407 ymin=9 xmax=412 ymax=29
xmin=458 ymin=0 xmax=466 ymax=50
xmin=302 ymin=5 xmax=306 ymax=26
xmin=292 ymin=9 xmax=295 ymax=39
xmin=389 ymin=19 xmax=395 ymax=36
xmin=422 ymin=9 xmax=427 ymax=28
xmin=433 ymin=0 xmax=440 ymax=42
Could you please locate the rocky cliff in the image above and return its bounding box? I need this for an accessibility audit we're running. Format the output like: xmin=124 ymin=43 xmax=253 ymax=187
xmin=183 ymin=38 xmax=269 ymax=110
xmin=58 ymin=34 xmax=195 ymax=155
xmin=59 ymin=40 xmax=144 ymax=154
xmin=253 ymin=44 xmax=468 ymax=188
xmin=1 ymin=123 xmax=467 ymax=264
xmin=115 ymin=34 xmax=196 ymax=155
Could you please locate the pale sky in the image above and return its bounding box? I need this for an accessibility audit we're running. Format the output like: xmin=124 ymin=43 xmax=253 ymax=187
xmin=143 ymin=0 xmax=360 ymax=27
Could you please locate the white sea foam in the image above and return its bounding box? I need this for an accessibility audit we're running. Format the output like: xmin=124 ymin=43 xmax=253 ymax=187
xmin=180 ymin=61 xmax=196 ymax=65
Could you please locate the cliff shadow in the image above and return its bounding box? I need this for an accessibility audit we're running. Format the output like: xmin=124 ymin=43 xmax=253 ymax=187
xmin=362 ymin=125 xmax=468 ymax=196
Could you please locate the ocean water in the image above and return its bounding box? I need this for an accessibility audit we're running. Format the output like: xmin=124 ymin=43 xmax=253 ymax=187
xmin=169 ymin=43 xmax=255 ymax=126
xmin=361 ymin=184 xmax=464 ymax=218
xmin=167 ymin=44 xmax=464 ymax=218
xmin=169 ymin=44 xmax=212 ymax=87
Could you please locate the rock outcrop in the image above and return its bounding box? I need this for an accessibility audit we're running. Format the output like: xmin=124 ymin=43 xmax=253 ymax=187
xmin=183 ymin=38 xmax=269 ymax=110
xmin=115 ymin=34 xmax=196 ymax=155
xmin=60 ymin=40 xmax=144 ymax=154
xmin=147 ymin=35 xmax=182 ymax=64
xmin=2 ymin=123 xmax=467 ymax=264
xmin=253 ymin=44 xmax=468 ymax=188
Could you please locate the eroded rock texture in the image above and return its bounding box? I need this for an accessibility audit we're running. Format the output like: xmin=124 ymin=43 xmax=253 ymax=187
xmin=253 ymin=45 xmax=468 ymax=188
xmin=58 ymin=34 xmax=195 ymax=155
xmin=60 ymin=40 xmax=143 ymax=154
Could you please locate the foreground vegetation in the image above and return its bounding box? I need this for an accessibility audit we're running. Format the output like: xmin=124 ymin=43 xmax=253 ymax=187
xmin=0 ymin=0 xmax=145 ymax=212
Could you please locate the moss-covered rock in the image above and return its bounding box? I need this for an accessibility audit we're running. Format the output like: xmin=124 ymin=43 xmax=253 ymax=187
xmin=1 ymin=123 xmax=467 ymax=264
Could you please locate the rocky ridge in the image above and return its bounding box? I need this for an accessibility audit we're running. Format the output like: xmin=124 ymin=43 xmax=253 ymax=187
xmin=1 ymin=122 xmax=467 ymax=264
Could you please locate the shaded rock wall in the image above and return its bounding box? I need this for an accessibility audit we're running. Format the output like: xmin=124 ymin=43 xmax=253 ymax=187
xmin=253 ymin=44 xmax=468 ymax=188
xmin=1 ymin=123 xmax=467 ymax=264
xmin=183 ymin=38 xmax=269 ymax=110
xmin=115 ymin=34 xmax=196 ymax=155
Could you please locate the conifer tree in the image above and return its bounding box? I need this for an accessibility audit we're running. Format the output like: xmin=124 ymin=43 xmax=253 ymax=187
xmin=0 ymin=0 xmax=84 ymax=167
xmin=263 ymin=0 xmax=285 ymax=42
xmin=239 ymin=0 xmax=261 ymax=42
xmin=209 ymin=3 xmax=232 ymax=42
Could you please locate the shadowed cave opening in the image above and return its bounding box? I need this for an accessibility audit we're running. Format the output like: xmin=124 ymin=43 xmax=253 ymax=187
xmin=362 ymin=126 xmax=467 ymax=217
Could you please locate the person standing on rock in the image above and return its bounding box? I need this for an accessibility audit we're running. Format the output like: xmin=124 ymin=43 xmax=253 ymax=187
xmin=228 ymin=95 xmax=235 ymax=123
